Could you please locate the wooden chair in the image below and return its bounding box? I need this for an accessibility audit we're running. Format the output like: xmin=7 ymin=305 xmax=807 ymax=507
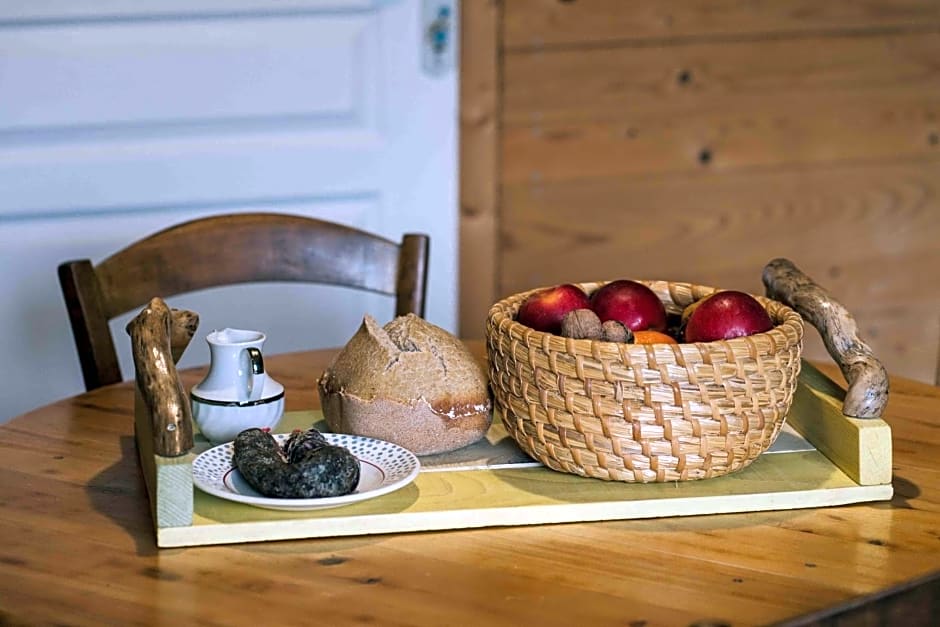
xmin=58 ymin=212 xmax=430 ymax=391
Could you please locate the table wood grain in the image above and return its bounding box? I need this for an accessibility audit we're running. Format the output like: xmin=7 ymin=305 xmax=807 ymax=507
xmin=1 ymin=343 xmax=938 ymax=626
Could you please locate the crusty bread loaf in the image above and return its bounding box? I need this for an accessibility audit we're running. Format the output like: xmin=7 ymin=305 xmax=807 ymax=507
xmin=317 ymin=314 xmax=492 ymax=455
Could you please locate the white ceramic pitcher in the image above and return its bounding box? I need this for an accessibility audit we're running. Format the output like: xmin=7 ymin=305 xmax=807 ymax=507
xmin=190 ymin=328 xmax=284 ymax=443
xmin=194 ymin=328 xmax=269 ymax=402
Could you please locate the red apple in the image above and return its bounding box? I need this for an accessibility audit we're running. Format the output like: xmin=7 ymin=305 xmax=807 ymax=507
xmin=684 ymin=291 xmax=774 ymax=342
xmin=589 ymin=280 xmax=667 ymax=332
xmin=516 ymin=284 xmax=591 ymax=334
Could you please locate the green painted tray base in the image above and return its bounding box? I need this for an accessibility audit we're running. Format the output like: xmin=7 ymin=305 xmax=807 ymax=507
xmin=152 ymin=362 xmax=894 ymax=548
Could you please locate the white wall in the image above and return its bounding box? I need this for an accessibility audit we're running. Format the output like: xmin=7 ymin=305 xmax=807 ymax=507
xmin=0 ymin=0 xmax=459 ymax=422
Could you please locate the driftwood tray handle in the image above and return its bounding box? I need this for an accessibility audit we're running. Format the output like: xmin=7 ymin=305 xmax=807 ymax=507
xmin=126 ymin=298 xmax=199 ymax=456
xmin=762 ymin=258 xmax=889 ymax=419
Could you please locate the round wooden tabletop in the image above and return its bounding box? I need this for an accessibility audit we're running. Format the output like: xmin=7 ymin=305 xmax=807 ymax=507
xmin=1 ymin=343 xmax=939 ymax=626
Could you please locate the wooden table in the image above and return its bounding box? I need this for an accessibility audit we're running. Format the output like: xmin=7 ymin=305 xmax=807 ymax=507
xmin=2 ymin=343 xmax=938 ymax=626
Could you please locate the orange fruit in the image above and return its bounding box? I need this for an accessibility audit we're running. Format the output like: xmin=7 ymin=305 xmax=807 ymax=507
xmin=632 ymin=330 xmax=679 ymax=345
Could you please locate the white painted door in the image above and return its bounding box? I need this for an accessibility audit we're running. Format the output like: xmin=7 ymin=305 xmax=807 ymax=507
xmin=0 ymin=0 xmax=459 ymax=422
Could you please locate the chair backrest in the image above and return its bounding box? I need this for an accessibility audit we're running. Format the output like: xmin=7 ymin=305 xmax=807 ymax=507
xmin=58 ymin=212 xmax=429 ymax=391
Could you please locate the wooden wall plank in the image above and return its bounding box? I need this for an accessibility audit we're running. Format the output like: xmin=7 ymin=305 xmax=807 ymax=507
xmin=502 ymin=31 xmax=940 ymax=183
xmin=503 ymin=0 xmax=940 ymax=49
xmin=458 ymin=0 xmax=500 ymax=339
xmin=503 ymin=31 xmax=940 ymax=125
xmin=455 ymin=2 xmax=940 ymax=382
xmin=499 ymin=159 xmax=940 ymax=382
xmin=503 ymin=94 xmax=939 ymax=183
xmin=499 ymin=160 xmax=940 ymax=300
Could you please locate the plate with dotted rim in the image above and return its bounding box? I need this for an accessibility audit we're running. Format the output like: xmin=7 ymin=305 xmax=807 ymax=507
xmin=192 ymin=432 xmax=421 ymax=511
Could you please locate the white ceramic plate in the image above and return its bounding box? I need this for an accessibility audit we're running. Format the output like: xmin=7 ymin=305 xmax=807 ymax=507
xmin=192 ymin=432 xmax=421 ymax=511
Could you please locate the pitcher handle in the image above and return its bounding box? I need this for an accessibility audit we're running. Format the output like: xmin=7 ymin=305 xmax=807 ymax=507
xmin=242 ymin=347 xmax=267 ymax=402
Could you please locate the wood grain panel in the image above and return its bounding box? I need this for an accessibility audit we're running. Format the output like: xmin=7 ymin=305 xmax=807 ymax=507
xmin=458 ymin=0 xmax=500 ymax=339
xmin=503 ymin=0 xmax=940 ymax=49
xmin=504 ymin=31 xmax=940 ymax=125
xmin=502 ymin=31 xmax=940 ymax=183
xmin=456 ymin=1 xmax=940 ymax=383
xmin=3 ymin=346 xmax=940 ymax=625
xmin=500 ymin=159 xmax=940 ymax=383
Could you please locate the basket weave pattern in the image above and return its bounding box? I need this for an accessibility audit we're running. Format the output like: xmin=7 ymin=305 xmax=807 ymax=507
xmin=485 ymin=281 xmax=804 ymax=483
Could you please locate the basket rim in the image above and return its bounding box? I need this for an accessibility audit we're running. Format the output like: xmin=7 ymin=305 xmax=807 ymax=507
xmin=485 ymin=279 xmax=804 ymax=360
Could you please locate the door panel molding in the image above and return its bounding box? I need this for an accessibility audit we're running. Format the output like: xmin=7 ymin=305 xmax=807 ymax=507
xmin=1 ymin=15 xmax=379 ymax=136
xmin=0 ymin=1 xmax=395 ymax=24
xmin=0 ymin=0 xmax=457 ymax=423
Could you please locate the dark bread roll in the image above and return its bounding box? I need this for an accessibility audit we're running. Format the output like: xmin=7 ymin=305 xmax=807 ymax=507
xmin=317 ymin=314 xmax=492 ymax=456
xmin=233 ymin=428 xmax=359 ymax=498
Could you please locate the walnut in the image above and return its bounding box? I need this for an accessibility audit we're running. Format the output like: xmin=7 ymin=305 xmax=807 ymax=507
xmin=601 ymin=320 xmax=634 ymax=344
xmin=560 ymin=308 xmax=603 ymax=340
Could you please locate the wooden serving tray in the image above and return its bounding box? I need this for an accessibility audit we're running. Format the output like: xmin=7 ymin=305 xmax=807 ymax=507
xmin=137 ymin=362 xmax=893 ymax=549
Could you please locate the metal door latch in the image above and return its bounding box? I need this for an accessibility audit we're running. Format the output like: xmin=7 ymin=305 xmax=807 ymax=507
xmin=422 ymin=0 xmax=456 ymax=76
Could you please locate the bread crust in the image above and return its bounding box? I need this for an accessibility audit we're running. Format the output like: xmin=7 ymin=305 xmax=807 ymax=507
xmin=317 ymin=314 xmax=492 ymax=455
xmin=320 ymin=391 xmax=491 ymax=456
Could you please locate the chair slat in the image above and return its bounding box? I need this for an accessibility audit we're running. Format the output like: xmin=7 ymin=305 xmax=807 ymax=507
xmin=59 ymin=212 xmax=430 ymax=391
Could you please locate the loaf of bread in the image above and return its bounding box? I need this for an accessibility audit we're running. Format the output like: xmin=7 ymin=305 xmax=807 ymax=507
xmin=317 ymin=314 xmax=492 ymax=455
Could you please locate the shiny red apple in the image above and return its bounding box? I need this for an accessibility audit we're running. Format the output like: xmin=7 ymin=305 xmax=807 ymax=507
xmin=516 ymin=284 xmax=591 ymax=334
xmin=589 ymin=280 xmax=667 ymax=332
xmin=684 ymin=290 xmax=774 ymax=342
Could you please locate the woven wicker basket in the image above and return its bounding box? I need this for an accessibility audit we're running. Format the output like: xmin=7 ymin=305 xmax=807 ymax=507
xmin=485 ymin=280 xmax=805 ymax=483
